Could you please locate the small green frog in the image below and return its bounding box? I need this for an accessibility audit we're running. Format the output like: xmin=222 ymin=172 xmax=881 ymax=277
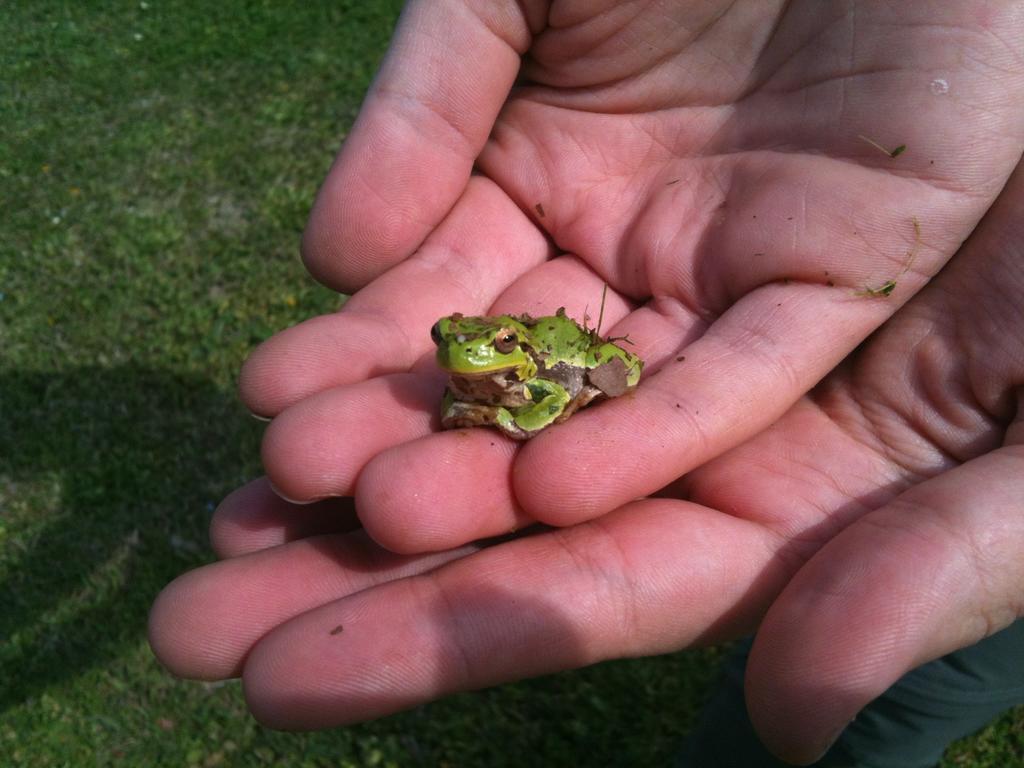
xmin=431 ymin=308 xmax=643 ymax=440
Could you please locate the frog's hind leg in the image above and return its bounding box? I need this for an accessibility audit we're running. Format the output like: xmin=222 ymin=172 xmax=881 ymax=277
xmin=511 ymin=380 xmax=572 ymax=434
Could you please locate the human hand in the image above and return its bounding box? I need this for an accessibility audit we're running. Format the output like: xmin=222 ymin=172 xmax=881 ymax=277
xmin=239 ymin=1 xmax=1024 ymax=548
xmin=150 ymin=158 xmax=1024 ymax=763
xmin=678 ymin=156 xmax=1024 ymax=763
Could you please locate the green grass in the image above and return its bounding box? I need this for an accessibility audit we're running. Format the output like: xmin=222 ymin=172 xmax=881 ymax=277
xmin=1 ymin=3 xmax=1021 ymax=766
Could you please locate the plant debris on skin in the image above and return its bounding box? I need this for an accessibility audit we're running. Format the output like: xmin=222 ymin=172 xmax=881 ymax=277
xmin=859 ymin=134 xmax=908 ymax=159
xmin=858 ymin=218 xmax=922 ymax=298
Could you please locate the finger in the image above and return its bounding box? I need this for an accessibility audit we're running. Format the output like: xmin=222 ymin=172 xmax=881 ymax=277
xmin=242 ymin=177 xmax=550 ymax=417
xmin=515 ymin=280 xmax=901 ymax=525
xmin=302 ymin=1 xmax=536 ymax=293
xmin=745 ymin=444 xmax=1024 ymax=764
xmin=240 ymin=499 xmax=791 ymax=729
xmin=355 ymin=431 xmax=528 ymax=554
xmin=210 ymin=477 xmax=360 ymax=559
xmin=261 ymin=373 xmax=441 ymax=504
xmin=148 ymin=531 xmax=480 ymax=681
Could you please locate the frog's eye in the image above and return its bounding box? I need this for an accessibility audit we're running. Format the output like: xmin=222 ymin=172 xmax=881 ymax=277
xmin=430 ymin=322 xmax=443 ymax=346
xmin=493 ymin=328 xmax=518 ymax=354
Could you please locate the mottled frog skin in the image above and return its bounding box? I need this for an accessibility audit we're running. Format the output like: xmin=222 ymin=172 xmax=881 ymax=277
xmin=431 ymin=308 xmax=643 ymax=440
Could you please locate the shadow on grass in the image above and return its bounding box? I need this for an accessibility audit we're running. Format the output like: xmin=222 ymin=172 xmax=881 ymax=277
xmin=0 ymin=366 xmax=727 ymax=766
xmin=0 ymin=366 xmax=261 ymax=713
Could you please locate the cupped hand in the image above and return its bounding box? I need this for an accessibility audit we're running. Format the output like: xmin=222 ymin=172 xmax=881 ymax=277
xmin=238 ymin=1 xmax=1024 ymax=550
xmin=150 ymin=157 xmax=1024 ymax=762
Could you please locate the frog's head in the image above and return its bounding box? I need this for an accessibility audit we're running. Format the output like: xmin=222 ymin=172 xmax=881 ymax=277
xmin=431 ymin=314 xmax=537 ymax=380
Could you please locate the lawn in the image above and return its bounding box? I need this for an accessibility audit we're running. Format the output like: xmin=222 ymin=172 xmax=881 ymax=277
xmin=1 ymin=2 xmax=1020 ymax=766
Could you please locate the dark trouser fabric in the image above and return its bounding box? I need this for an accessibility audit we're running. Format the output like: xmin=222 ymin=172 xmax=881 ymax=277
xmin=676 ymin=621 xmax=1024 ymax=768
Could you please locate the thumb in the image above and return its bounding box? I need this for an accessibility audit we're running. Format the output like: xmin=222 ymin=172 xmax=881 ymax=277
xmin=302 ymin=1 xmax=541 ymax=293
xmin=745 ymin=443 xmax=1024 ymax=764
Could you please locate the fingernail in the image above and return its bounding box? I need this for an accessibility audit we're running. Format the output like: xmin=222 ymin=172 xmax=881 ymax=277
xmin=267 ymin=481 xmax=324 ymax=506
xmin=805 ymin=721 xmax=853 ymax=764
